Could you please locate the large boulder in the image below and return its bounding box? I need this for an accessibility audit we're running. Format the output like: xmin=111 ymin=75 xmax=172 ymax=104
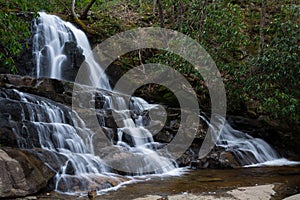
xmin=0 ymin=148 xmax=67 ymax=198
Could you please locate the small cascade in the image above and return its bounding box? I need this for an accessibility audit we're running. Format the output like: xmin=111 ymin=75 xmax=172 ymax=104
xmin=104 ymin=95 xmax=177 ymax=175
xmin=32 ymin=12 xmax=111 ymax=90
xmin=2 ymin=88 xmax=115 ymax=193
xmin=200 ymin=114 xmax=300 ymax=167
xmin=217 ymin=122 xmax=280 ymax=165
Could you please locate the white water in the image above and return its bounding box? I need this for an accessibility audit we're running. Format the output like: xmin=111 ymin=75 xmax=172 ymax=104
xmin=200 ymin=114 xmax=300 ymax=167
xmin=12 ymin=90 xmax=108 ymax=191
xmin=33 ymin=12 xmax=111 ymax=90
xmin=105 ymin=95 xmax=177 ymax=174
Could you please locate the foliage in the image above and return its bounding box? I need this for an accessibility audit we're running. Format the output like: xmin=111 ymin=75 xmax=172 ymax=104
xmin=0 ymin=0 xmax=63 ymax=73
xmin=244 ymin=4 xmax=300 ymax=122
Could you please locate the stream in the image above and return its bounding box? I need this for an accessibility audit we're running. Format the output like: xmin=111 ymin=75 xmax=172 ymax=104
xmin=37 ymin=166 xmax=300 ymax=199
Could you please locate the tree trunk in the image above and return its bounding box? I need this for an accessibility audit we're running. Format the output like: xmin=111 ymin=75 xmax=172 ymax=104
xmin=153 ymin=0 xmax=157 ymax=16
xmin=71 ymin=0 xmax=76 ymax=17
xmin=81 ymin=0 xmax=96 ymax=19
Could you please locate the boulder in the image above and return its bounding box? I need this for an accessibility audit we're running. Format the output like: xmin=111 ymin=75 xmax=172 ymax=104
xmin=0 ymin=148 xmax=67 ymax=198
xmin=193 ymin=147 xmax=241 ymax=169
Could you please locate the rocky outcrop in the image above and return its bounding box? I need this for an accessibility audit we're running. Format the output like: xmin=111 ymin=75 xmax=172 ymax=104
xmin=0 ymin=148 xmax=67 ymax=198
xmin=0 ymin=74 xmax=74 ymax=105
xmin=61 ymin=41 xmax=85 ymax=80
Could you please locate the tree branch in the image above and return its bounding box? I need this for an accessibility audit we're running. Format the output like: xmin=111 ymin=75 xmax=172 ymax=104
xmin=81 ymin=0 xmax=96 ymax=20
xmin=70 ymin=0 xmax=95 ymax=34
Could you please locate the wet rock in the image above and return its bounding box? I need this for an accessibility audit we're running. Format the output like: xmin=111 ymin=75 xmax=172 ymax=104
xmin=177 ymin=148 xmax=198 ymax=167
xmin=194 ymin=147 xmax=241 ymax=169
xmin=55 ymin=174 xmax=128 ymax=194
xmin=154 ymin=130 xmax=173 ymax=143
xmin=0 ymin=87 xmax=76 ymax=148
xmin=0 ymin=74 xmax=74 ymax=105
xmin=97 ymin=146 xmax=170 ymax=175
xmin=61 ymin=41 xmax=85 ymax=81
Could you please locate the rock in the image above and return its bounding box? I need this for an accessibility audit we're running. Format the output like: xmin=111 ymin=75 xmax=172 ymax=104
xmin=219 ymin=151 xmax=240 ymax=168
xmin=154 ymin=130 xmax=173 ymax=143
xmin=54 ymin=173 xmax=129 ymax=194
xmin=88 ymin=190 xmax=97 ymax=199
xmin=0 ymin=149 xmax=30 ymax=197
xmin=61 ymin=41 xmax=85 ymax=81
xmin=227 ymin=184 xmax=275 ymax=200
xmin=176 ymin=148 xmax=198 ymax=167
xmin=0 ymin=87 xmax=76 ymax=148
xmin=97 ymin=146 xmax=172 ymax=175
xmin=194 ymin=147 xmax=241 ymax=169
xmin=0 ymin=148 xmax=66 ymax=198
xmin=283 ymin=194 xmax=300 ymax=200
xmin=35 ymin=39 xmax=84 ymax=83
xmin=0 ymin=74 xmax=74 ymax=105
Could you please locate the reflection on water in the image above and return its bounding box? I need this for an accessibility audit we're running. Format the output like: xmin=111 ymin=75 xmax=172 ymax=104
xmin=99 ymin=166 xmax=300 ymax=200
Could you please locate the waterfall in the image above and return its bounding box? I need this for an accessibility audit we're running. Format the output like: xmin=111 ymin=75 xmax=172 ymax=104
xmin=28 ymin=11 xmax=300 ymax=196
xmin=31 ymin=11 xmax=177 ymax=175
xmin=32 ymin=12 xmax=111 ymax=90
xmin=6 ymin=89 xmax=109 ymax=193
xmin=217 ymin=122 xmax=280 ymax=166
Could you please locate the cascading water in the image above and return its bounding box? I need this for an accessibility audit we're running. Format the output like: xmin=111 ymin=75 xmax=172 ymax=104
xmin=4 ymin=88 xmax=110 ymax=193
xmin=217 ymin=122 xmax=280 ymax=166
xmin=104 ymin=95 xmax=177 ymax=174
xmin=32 ymin=12 xmax=111 ymax=90
xmin=219 ymin=122 xmax=300 ymax=167
xmin=200 ymin=114 xmax=300 ymax=167
xmin=2 ymin=86 xmax=178 ymax=195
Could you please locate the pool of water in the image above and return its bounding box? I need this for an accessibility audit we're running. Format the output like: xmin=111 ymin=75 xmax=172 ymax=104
xmin=39 ymin=166 xmax=300 ymax=200
xmin=99 ymin=166 xmax=300 ymax=200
